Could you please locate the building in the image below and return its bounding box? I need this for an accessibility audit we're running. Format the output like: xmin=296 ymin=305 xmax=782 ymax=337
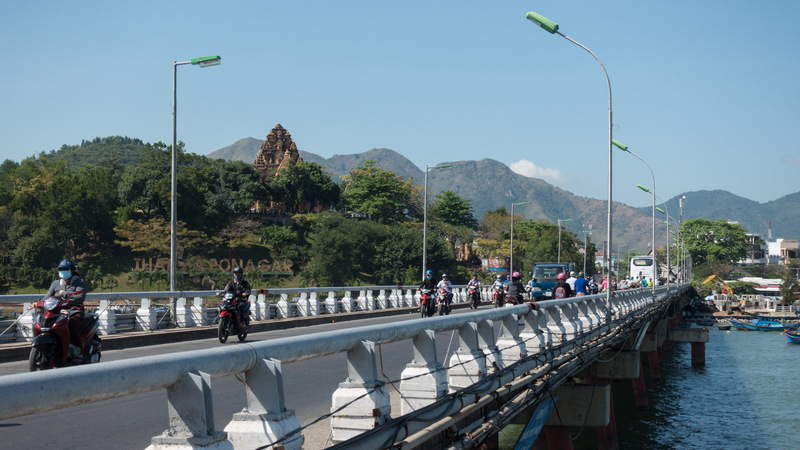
xmin=253 ymin=124 xmax=303 ymax=182
xmin=768 ymin=238 xmax=799 ymax=265
xmin=740 ymin=233 xmax=768 ymax=265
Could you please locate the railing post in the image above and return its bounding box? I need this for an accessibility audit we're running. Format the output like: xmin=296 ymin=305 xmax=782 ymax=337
xmin=331 ymin=340 xmax=391 ymax=443
xmin=190 ymin=297 xmax=207 ymax=326
xmin=325 ymin=291 xmax=338 ymax=314
xmin=296 ymin=293 xmax=310 ymax=316
xmin=97 ymin=300 xmax=117 ymax=335
xmin=377 ymin=289 xmax=388 ymax=309
xmin=16 ymin=303 xmax=35 ymax=342
xmin=448 ymin=322 xmax=486 ymax=393
xmin=253 ymin=293 xmax=266 ymax=321
xmin=576 ymin=300 xmax=594 ymax=331
xmin=277 ymin=294 xmax=291 ymax=318
xmin=406 ymin=289 xmax=417 ymax=307
xmin=520 ymin=307 xmax=549 ymax=352
xmin=546 ymin=306 xmax=568 ymax=344
xmin=135 ymin=298 xmax=157 ymax=331
xmin=341 ymin=291 xmax=354 ymax=313
xmin=477 ymin=319 xmax=504 ymax=373
xmin=399 ymin=329 xmax=447 ymax=415
xmin=224 ymin=358 xmax=303 ymax=449
xmin=175 ymin=297 xmax=193 ymax=327
xmin=496 ymin=315 xmax=526 ymax=367
xmin=148 ymin=371 xmax=228 ymax=448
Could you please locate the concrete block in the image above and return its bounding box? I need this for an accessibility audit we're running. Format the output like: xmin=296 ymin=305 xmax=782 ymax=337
xmin=668 ymin=327 xmax=709 ymax=343
xmin=580 ymin=350 xmax=640 ymax=380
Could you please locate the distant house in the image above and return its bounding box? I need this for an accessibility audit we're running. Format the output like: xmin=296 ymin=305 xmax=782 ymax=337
xmin=768 ymin=238 xmax=799 ymax=265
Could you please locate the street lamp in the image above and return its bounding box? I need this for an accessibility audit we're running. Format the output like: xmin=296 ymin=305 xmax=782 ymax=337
xmin=558 ymin=218 xmax=573 ymax=264
xmin=171 ymin=55 xmax=221 ymax=294
xmin=582 ymin=224 xmax=596 ymax=274
xmin=422 ymin=163 xmax=451 ymax=279
xmin=527 ymin=12 xmax=615 ymax=316
xmin=654 ymin=195 xmax=672 ymax=285
xmin=510 ymin=201 xmax=530 ymax=276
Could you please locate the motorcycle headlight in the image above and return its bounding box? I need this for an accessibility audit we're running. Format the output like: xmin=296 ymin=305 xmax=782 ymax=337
xmin=224 ymin=293 xmax=234 ymax=300
xmin=44 ymin=297 xmax=60 ymax=311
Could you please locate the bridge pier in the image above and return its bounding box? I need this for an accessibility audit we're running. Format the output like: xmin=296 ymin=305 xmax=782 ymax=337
xmin=224 ymin=358 xmax=303 ymax=450
xmin=399 ymin=330 xmax=447 ymax=415
xmin=330 ymin=340 xmax=391 ymax=444
xmin=667 ymin=327 xmax=709 ymax=367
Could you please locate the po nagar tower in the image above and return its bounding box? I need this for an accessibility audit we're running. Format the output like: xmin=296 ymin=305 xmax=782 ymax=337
xmin=253 ymin=124 xmax=303 ymax=182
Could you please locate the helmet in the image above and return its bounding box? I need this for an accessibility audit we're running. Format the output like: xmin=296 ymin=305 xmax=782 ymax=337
xmin=558 ymin=272 xmax=566 ymax=280
xmin=496 ymin=275 xmax=501 ymax=279
xmin=233 ymin=267 xmax=243 ymax=275
xmin=512 ymin=271 xmax=520 ymax=278
xmin=570 ymin=271 xmax=576 ymax=276
xmin=578 ymin=272 xmax=584 ymax=277
xmin=57 ymin=259 xmax=76 ymax=271
xmin=442 ymin=273 xmax=448 ymax=278
xmin=426 ymin=270 xmax=433 ymax=275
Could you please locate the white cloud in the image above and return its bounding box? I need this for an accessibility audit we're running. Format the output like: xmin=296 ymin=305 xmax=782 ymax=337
xmin=509 ymin=159 xmax=564 ymax=183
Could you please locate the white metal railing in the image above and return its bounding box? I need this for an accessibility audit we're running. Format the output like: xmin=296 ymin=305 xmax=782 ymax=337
xmin=0 ymin=284 xmax=690 ymax=449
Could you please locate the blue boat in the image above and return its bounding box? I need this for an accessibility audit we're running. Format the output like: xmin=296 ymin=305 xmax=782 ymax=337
xmin=785 ymin=329 xmax=800 ymax=344
xmin=729 ymin=318 xmax=799 ymax=332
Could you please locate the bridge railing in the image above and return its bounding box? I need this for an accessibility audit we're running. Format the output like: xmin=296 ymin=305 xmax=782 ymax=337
xmin=0 ymin=284 xmax=689 ymax=449
xmin=0 ymin=284 xmax=477 ymax=342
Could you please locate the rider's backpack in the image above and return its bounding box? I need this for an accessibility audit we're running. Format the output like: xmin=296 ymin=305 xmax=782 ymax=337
xmin=555 ymin=285 xmax=566 ymax=299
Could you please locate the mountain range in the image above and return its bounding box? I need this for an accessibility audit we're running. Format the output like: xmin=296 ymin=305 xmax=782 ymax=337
xmin=209 ymin=138 xmax=800 ymax=252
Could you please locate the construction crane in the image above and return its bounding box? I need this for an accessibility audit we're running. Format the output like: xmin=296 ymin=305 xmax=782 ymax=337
xmin=701 ymin=275 xmax=744 ymax=310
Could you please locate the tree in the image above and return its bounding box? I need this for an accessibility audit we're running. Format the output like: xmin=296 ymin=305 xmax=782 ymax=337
xmin=678 ymin=219 xmax=748 ymax=266
xmin=431 ymin=190 xmax=478 ymax=229
xmin=341 ymin=161 xmax=419 ymax=223
xmin=266 ymin=160 xmax=340 ymax=213
xmin=779 ymin=262 xmax=800 ymax=305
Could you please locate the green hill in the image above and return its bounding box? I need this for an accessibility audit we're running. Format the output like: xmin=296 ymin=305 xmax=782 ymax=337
xmin=37 ymin=136 xmax=149 ymax=168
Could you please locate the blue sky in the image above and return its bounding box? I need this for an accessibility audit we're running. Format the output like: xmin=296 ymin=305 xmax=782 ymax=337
xmin=1 ymin=1 xmax=798 ymax=208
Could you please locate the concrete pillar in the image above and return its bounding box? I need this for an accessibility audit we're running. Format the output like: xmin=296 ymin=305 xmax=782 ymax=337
xmin=97 ymin=300 xmax=116 ymax=335
xmin=331 ymin=340 xmax=391 ymax=443
xmin=135 ymin=298 xmax=157 ymax=332
xmin=399 ymin=330 xmax=447 ymax=415
xmin=448 ymin=322 xmax=487 ymax=392
xmin=175 ymin=297 xmax=193 ymax=327
xmin=496 ymin=315 xmax=526 ymax=368
xmin=477 ymin=320 xmax=504 ymax=373
xmin=388 ymin=289 xmax=401 ymax=308
xmin=691 ymin=342 xmax=706 ymax=367
xmin=407 ymin=289 xmax=418 ymax=307
xmin=576 ymin=300 xmax=595 ymax=332
xmin=253 ymin=293 xmax=267 ymax=320
xmin=297 ymin=293 xmax=319 ymax=316
xmin=542 ymin=426 xmax=573 ymax=450
xmin=355 ymin=290 xmax=368 ymax=311
xmin=377 ymin=290 xmax=388 ymax=309
xmin=581 ymin=351 xmax=640 ymax=380
xmin=340 ymin=291 xmax=354 ymax=313
xmin=544 ymin=384 xmax=610 ymax=427
xmin=224 ymin=358 xmax=303 ymax=450
xmin=647 ymin=351 xmax=661 ymax=380
xmin=520 ymin=309 xmax=549 ymax=353
xmin=632 ymin=359 xmax=649 ymax=410
xmin=546 ymin=306 xmax=569 ymax=344
xmin=148 ymin=371 xmax=228 ymax=449
xmin=325 ymin=292 xmax=339 ymax=314
xmin=16 ymin=303 xmax=35 ymax=342
xmin=190 ymin=297 xmax=207 ymax=326
xmin=276 ymin=294 xmax=291 ymax=318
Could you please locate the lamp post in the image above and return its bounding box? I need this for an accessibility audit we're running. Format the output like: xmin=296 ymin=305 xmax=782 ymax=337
xmin=654 ymin=195 xmax=671 ymax=285
xmin=510 ymin=201 xmax=530 ymax=276
xmin=557 ymin=218 xmax=573 ymax=264
xmin=526 ymin=12 xmax=615 ymax=316
xmin=422 ymin=163 xmax=451 ymax=279
xmin=582 ymin=224 xmax=596 ymax=274
xmin=171 ymin=55 xmax=221 ymax=295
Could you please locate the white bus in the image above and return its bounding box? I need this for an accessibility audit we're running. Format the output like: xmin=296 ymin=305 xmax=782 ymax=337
xmin=629 ymin=255 xmax=657 ymax=283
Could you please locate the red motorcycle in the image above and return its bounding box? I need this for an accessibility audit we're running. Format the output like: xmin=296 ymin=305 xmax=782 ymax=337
xmin=28 ymin=296 xmax=102 ymax=371
xmin=493 ymin=285 xmax=506 ymax=308
xmin=420 ymin=288 xmax=435 ymax=318
xmin=468 ymin=286 xmax=481 ymax=309
xmin=437 ymin=288 xmax=452 ymax=316
xmin=217 ymin=292 xmax=249 ymax=343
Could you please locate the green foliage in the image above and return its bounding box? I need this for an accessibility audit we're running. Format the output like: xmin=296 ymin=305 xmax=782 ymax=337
xmin=260 ymin=223 xmax=307 ymax=266
xmin=431 ymin=190 xmax=478 ymax=229
xmin=780 ymin=262 xmax=800 ymax=305
xmin=40 ymin=136 xmax=149 ymax=169
xmin=679 ymin=218 xmax=748 ymax=266
xmin=341 ymin=161 xmax=420 ymax=223
xmin=265 ymin=160 xmax=340 ymax=213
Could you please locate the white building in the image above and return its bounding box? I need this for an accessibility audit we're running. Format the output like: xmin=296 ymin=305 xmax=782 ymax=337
xmin=768 ymin=238 xmax=799 ymax=265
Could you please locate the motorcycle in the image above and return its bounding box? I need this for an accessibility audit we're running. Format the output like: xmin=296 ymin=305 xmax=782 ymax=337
xmin=437 ymin=288 xmax=452 ymax=316
xmin=468 ymin=285 xmax=481 ymax=309
xmin=28 ymin=296 xmax=102 ymax=371
xmin=493 ymin=285 xmax=506 ymax=308
xmin=420 ymin=288 xmax=435 ymax=318
xmin=217 ymin=292 xmax=249 ymax=343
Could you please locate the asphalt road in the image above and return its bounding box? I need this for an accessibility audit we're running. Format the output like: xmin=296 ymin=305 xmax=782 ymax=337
xmin=0 ymin=307 xmax=478 ymax=449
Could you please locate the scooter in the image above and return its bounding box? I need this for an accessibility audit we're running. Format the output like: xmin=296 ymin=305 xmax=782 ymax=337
xmin=420 ymin=288 xmax=435 ymax=318
xmin=28 ymin=296 xmax=102 ymax=371
xmin=437 ymin=288 xmax=452 ymax=316
xmin=493 ymin=285 xmax=506 ymax=308
xmin=468 ymin=286 xmax=481 ymax=309
xmin=217 ymin=292 xmax=249 ymax=343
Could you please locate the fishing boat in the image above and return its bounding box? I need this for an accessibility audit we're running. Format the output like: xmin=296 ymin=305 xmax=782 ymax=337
xmin=717 ymin=321 xmax=731 ymax=331
xmin=729 ymin=318 xmax=799 ymax=332
xmin=785 ymin=329 xmax=800 ymax=344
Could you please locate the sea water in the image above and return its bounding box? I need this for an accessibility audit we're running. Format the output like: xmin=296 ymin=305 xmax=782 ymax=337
xmin=598 ymin=327 xmax=800 ymax=450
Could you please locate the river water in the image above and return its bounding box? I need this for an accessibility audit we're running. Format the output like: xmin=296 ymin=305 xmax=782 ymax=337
xmin=590 ymin=326 xmax=800 ymax=450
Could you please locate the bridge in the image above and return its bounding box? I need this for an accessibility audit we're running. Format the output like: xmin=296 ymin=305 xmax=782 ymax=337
xmin=0 ymin=284 xmax=700 ymax=449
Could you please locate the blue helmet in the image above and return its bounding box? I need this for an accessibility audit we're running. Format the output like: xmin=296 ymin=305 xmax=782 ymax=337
xmin=57 ymin=259 xmax=76 ymax=271
xmin=426 ymin=270 xmax=433 ymax=275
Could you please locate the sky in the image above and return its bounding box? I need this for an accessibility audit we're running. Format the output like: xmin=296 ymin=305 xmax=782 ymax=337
xmin=1 ymin=1 xmax=798 ymax=208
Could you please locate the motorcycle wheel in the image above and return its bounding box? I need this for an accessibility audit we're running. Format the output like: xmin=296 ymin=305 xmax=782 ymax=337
xmin=29 ymin=345 xmax=54 ymax=371
xmin=420 ymin=303 xmax=427 ymax=318
xmin=218 ymin=316 xmax=230 ymax=343
xmin=237 ymin=320 xmax=248 ymax=342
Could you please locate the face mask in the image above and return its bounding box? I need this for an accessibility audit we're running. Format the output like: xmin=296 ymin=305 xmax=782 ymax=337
xmin=59 ymin=270 xmax=71 ymax=280
xmin=426 ymin=275 xmax=431 ymax=279
xmin=234 ymin=274 xmax=242 ymax=280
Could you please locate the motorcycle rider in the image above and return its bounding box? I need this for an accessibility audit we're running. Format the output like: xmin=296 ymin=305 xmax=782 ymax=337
xmin=554 ymin=272 xmax=574 ymax=298
xmin=220 ymin=267 xmax=252 ymax=324
xmin=44 ymin=259 xmax=86 ymax=358
xmin=574 ymin=272 xmax=589 ymax=296
xmin=467 ymin=274 xmax=482 ymax=306
xmin=419 ymin=269 xmax=437 ymax=315
xmin=506 ymin=271 xmax=525 ymax=305
xmin=491 ymin=275 xmax=505 ymax=306
xmin=437 ymin=273 xmax=454 ymax=307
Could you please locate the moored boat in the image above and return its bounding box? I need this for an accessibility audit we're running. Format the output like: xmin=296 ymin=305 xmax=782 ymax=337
xmin=729 ymin=318 xmax=799 ymax=331
xmin=785 ymin=329 xmax=800 ymax=344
